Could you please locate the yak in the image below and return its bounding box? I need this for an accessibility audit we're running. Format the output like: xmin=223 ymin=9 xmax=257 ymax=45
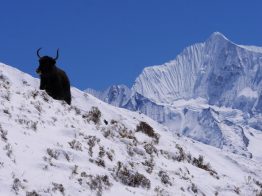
xmin=36 ymin=48 xmax=71 ymax=105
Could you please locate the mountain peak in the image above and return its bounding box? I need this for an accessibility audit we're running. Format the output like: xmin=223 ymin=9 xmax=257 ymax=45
xmin=207 ymin=32 xmax=230 ymax=43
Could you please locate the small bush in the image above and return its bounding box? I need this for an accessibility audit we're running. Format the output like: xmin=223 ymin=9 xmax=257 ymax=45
xmin=68 ymin=140 xmax=82 ymax=151
xmin=144 ymin=143 xmax=157 ymax=155
xmin=234 ymin=186 xmax=240 ymax=195
xmin=4 ymin=143 xmax=13 ymax=158
xmin=106 ymin=151 xmax=114 ymax=161
xmin=87 ymin=136 xmax=99 ymax=157
xmin=3 ymin=109 xmax=10 ymax=115
xmin=52 ymin=183 xmax=65 ymax=195
xmin=12 ymin=178 xmax=25 ymax=194
xmin=40 ymin=91 xmax=50 ymax=102
xmin=31 ymin=90 xmax=39 ymax=99
xmin=136 ymin=121 xmax=155 ymax=137
xmin=71 ymin=165 xmax=78 ymax=175
xmin=142 ymin=158 xmax=154 ymax=174
xmin=47 ymin=148 xmax=60 ymax=160
xmin=191 ymin=183 xmax=198 ymax=193
xmin=116 ymin=162 xmax=151 ymax=189
xmin=26 ymin=191 xmax=40 ymax=196
xmin=83 ymin=107 xmax=101 ymax=124
xmin=69 ymin=106 xmax=81 ymax=115
xmin=175 ymin=144 xmax=187 ymax=162
xmin=95 ymin=158 xmax=105 ymax=167
xmin=0 ymin=124 xmax=8 ymax=141
xmin=99 ymin=147 xmax=105 ymax=158
xmin=192 ymin=155 xmax=207 ymax=169
xmin=158 ymin=171 xmax=172 ymax=186
xmin=87 ymin=175 xmax=111 ymax=196
xmin=136 ymin=121 xmax=160 ymax=143
xmin=110 ymin=119 xmax=117 ymax=124
xmin=192 ymin=155 xmax=217 ymax=176
xmin=154 ymin=186 xmax=170 ymax=196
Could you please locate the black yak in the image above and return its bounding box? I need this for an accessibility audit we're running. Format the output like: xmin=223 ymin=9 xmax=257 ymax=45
xmin=36 ymin=48 xmax=71 ymax=105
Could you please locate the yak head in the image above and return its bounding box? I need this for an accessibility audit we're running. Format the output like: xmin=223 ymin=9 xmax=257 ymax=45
xmin=36 ymin=48 xmax=59 ymax=75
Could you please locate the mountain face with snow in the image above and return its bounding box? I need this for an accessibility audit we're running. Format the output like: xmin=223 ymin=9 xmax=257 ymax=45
xmin=2 ymin=63 xmax=262 ymax=195
xmin=86 ymin=85 xmax=132 ymax=108
xmin=132 ymin=32 xmax=262 ymax=112
xmin=87 ymin=32 xmax=262 ymax=156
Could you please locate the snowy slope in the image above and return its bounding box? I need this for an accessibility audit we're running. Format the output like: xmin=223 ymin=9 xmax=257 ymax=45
xmin=1 ymin=63 xmax=262 ymax=196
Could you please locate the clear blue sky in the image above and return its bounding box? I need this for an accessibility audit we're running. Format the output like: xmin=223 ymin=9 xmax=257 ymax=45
xmin=0 ymin=0 xmax=262 ymax=90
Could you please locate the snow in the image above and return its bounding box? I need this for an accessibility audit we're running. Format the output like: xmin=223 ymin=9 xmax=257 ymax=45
xmin=87 ymin=32 xmax=262 ymax=159
xmin=132 ymin=32 xmax=262 ymax=109
xmin=238 ymin=87 xmax=258 ymax=98
xmin=238 ymin=45 xmax=262 ymax=53
xmin=1 ymin=62 xmax=262 ymax=195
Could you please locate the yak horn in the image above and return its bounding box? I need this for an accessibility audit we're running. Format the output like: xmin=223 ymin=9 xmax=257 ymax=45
xmin=54 ymin=48 xmax=59 ymax=60
xmin=37 ymin=48 xmax=42 ymax=58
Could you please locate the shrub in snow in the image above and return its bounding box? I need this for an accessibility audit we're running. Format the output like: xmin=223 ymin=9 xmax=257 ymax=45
xmin=98 ymin=146 xmax=105 ymax=158
xmin=142 ymin=158 xmax=154 ymax=174
xmin=192 ymin=155 xmax=217 ymax=176
xmin=154 ymin=186 xmax=170 ymax=196
xmin=82 ymin=106 xmax=101 ymax=124
xmin=68 ymin=139 xmax=82 ymax=151
xmin=40 ymin=91 xmax=50 ymax=103
xmin=95 ymin=158 xmax=105 ymax=167
xmin=144 ymin=143 xmax=157 ymax=155
xmin=46 ymin=148 xmax=60 ymax=160
xmin=86 ymin=135 xmax=100 ymax=157
xmin=115 ymin=162 xmax=151 ymax=189
xmin=190 ymin=183 xmax=198 ymax=193
xmin=175 ymin=144 xmax=187 ymax=162
xmin=3 ymin=108 xmax=10 ymax=115
xmin=4 ymin=143 xmax=13 ymax=158
xmin=26 ymin=191 xmax=40 ymax=196
xmin=136 ymin=121 xmax=155 ymax=137
xmin=158 ymin=171 xmax=172 ymax=186
xmin=52 ymin=182 xmax=65 ymax=195
xmin=69 ymin=105 xmax=81 ymax=115
xmin=110 ymin=119 xmax=118 ymax=124
xmin=87 ymin=175 xmax=111 ymax=196
xmin=106 ymin=151 xmax=114 ymax=161
xmin=0 ymin=124 xmax=8 ymax=141
xmin=136 ymin=121 xmax=160 ymax=143
xmin=12 ymin=178 xmax=25 ymax=194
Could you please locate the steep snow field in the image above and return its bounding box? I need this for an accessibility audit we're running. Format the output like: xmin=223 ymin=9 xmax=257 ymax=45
xmin=1 ymin=63 xmax=262 ymax=195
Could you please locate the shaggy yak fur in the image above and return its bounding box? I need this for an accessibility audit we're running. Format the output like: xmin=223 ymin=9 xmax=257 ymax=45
xmin=36 ymin=48 xmax=71 ymax=105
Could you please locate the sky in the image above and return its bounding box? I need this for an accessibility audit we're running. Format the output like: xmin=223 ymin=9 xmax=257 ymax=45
xmin=0 ymin=0 xmax=262 ymax=90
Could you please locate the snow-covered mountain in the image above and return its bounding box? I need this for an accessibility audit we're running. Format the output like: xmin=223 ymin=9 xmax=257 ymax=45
xmin=86 ymin=85 xmax=131 ymax=108
xmin=87 ymin=32 xmax=262 ymax=155
xmin=133 ymin=32 xmax=262 ymax=112
xmin=1 ymin=63 xmax=262 ymax=195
